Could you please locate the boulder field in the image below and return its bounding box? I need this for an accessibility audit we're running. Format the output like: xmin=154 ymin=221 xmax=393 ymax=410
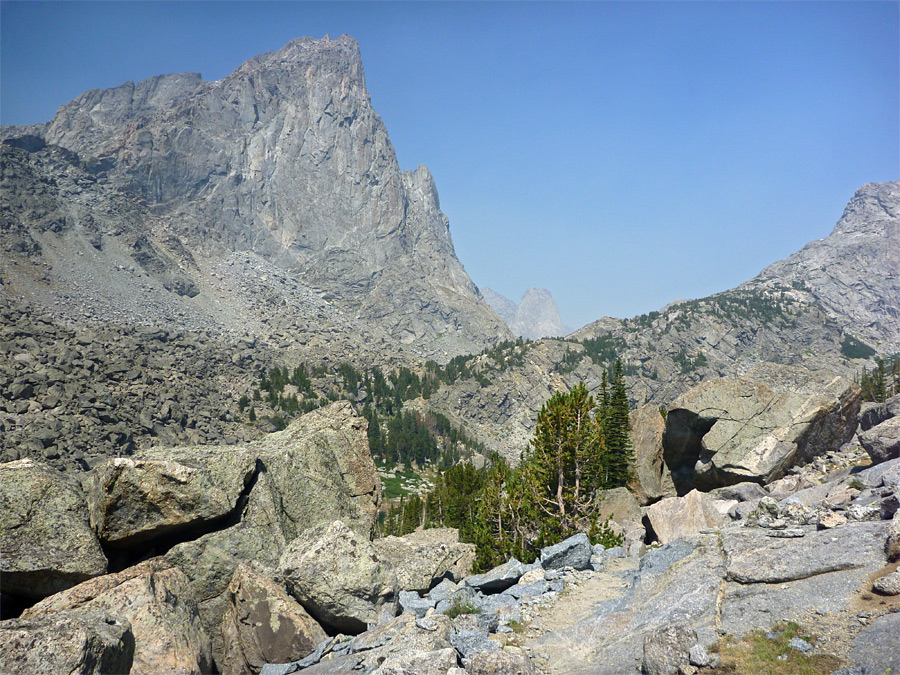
xmin=2 ymin=396 xmax=900 ymax=674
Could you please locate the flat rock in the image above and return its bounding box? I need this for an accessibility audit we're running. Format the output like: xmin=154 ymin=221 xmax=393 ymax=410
xmin=723 ymin=521 xmax=887 ymax=583
xmin=0 ymin=609 xmax=135 ymax=675
xmin=848 ymin=612 xmax=900 ymax=674
xmin=0 ymin=459 xmax=107 ymax=600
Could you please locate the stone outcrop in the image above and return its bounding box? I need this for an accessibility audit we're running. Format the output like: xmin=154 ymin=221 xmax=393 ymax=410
xmin=372 ymin=528 xmax=475 ymax=593
xmin=220 ymin=563 xmax=327 ymax=675
xmin=663 ymin=363 xmax=860 ymax=492
xmin=21 ymin=558 xmax=212 ymax=675
xmin=0 ymin=609 xmax=135 ymax=675
xmin=0 ymin=459 xmax=107 ymax=600
xmin=278 ymin=520 xmax=398 ymax=634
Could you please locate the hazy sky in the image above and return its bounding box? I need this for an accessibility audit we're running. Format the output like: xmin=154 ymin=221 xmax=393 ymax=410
xmin=2 ymin=1 xmax=897 ymax=329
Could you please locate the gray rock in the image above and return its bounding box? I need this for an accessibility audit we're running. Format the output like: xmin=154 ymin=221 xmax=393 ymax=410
xmin=427 ymin=578 xmax=460 ymax=604
xmin=871 ymin=570 xmax=900 ymax=595
xmin=641 ymin=624 xmax=697 ymax=675
xmin=858 ymin=416 xmax=900 ymax=464
xmin=278 ymin=520 xmax=398 ymax=634
xmin=887 ymin=511 xmax=900 ymax=562
xmin=0 ymin=459 xmax=107 ymax=600
xmin=788 ymin=637 xmax=813 ymax=653
xmin=501 ymin=580 xmax=550 ymax=599
xmin=848 ymin=612 xmax=900 ymax=674
xmin=724 ymin=522 xmax=887 ymax=583
xmin=639 ymin=539 xmax=697 ymax=576
xmin=629 ymin=403 xmax=677 ymax=505
xmin=858 ymin=394 xmax=900 ymax=432
xmin=688 ymin=643 xmax=709 ymax=667
xmin=0 ymin=609 xmax=135 ymax=675
xmin=709 ymin=482 xmax=768 ymax=502
xmin=436 ymin=586 xmax=477 ymax=615
xmin=450 ymin=628 xmax=499 ymax=659
xmin=398 ymin=590 xmax=434 ymax=619
xmin=540 ymin=533 xmax=592 ymax=570
xmin=465 ymin=558 xmax=528 ymax=593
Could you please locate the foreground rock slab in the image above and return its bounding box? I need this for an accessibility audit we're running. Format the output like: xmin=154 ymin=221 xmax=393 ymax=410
xmin=22 ymin=557 xmax=213 ymax=675
xmin=0 ymin=459 xmax=107 ymax=600
xmin=0 ymin=609 xmax=135 ymax=675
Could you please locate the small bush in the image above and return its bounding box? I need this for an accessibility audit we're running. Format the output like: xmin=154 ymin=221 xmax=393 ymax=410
xmin=445 ymin=596 xmax=480 ymax=619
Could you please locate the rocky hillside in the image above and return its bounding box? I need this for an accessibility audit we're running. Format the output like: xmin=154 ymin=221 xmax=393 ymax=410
xmin=417 ymin=182 xmax=899 ymax=462
xmin=483 ymin=287 xmax=566 ymax=340
xmin=1 ymin=35 xmax=510 ymax=361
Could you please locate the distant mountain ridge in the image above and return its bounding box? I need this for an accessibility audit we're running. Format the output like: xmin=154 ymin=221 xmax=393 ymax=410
xmin=483 ymin=287 xmax=567 ymax=339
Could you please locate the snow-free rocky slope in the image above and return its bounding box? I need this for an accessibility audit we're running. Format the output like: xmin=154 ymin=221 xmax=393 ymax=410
xmin=1 ymin=35 xmax=509 ymax=360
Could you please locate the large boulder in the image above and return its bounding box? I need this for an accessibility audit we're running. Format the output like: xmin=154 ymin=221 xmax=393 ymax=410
xmin=642 ymin=624 xmax=697 ymax=675
xmin=0 ymin=609 xmax=135 ymax=675
xmin=22 ymin=557 xmax=213 ymax=675
xmin=153 ymin=402 xmax=379 ymax=666
xmin=88 ymin=455 xmax=254 ymax=548
xmin=372 ymin=528 xmax=475 ymax=593
xmin=278 ymin=520 xmax=398 ymax=634
xmin=595 ymin=486 xmax=643 ymax=528
xmin=220 ymin=563 xmax=327 ymax=675
xmin=628 ymin=403 xmax=677 ymax=504
xmin=858 ymin=416 xmax=900 ymax=464
xmin=0 ymin=459 xmax=107 ymax=600
xmin=645 ymin=490 xmax=727 ymax=545
xmin=664 ymin=363 xmax=860 ymax=492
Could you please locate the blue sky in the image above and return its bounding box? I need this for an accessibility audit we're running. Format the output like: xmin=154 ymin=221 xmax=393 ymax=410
xmin=2 ymin=1 xmax=898 ymax=329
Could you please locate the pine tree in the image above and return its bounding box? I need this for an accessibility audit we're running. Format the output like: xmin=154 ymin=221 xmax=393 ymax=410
xmin=603 ymin=360 xmax=634 ymax=486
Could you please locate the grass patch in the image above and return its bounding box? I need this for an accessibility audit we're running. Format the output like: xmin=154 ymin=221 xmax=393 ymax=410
xmin=710 ymin=622 xmax=842 ymax=674
xmin=444 ymin=597 xmax=480 ymax=619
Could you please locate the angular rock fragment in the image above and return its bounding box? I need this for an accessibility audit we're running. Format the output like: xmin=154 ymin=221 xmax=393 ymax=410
xmin=0 ymin=609 xmax=135 ymax=675
xmin=278 ymin=520 xmax=398 ymax=633
xmin=645 ymin=490 xmax=727 ymax=545
xmin=0 ymin=459 xmax=107 ymax=599
xmin=642 ymin=624 xmax=697 ymax=675
xmin=220 ymin=563 xmax=327 ymax=675
xmin=22 ymin=557 xmax=213 ymax=675
xmin=540 ymin=533 xmax=592 ymax=571
xmin=372 ymin=527 xmax=475 ymax=593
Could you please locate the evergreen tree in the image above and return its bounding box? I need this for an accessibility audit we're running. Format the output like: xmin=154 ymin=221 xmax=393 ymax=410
xmin=602 ymin=360 xmax=634 ymax=486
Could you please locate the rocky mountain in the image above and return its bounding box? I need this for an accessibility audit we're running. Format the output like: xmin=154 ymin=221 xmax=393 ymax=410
xmin=416 ymin=182 xmax=899 ymax=462
xmin=483 ymin=287 xmax=567 ymax=339
xmin=1 ymin=35 xmax=510 ymax=361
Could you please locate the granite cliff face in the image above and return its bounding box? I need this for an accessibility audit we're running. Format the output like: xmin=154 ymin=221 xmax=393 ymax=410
xmin=1 ymin=35 xmax=509 ymax=359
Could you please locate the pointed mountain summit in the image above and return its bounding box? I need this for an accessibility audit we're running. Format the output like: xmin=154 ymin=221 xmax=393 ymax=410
xmin=1 ymin=35 xmax=509 ymax=360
